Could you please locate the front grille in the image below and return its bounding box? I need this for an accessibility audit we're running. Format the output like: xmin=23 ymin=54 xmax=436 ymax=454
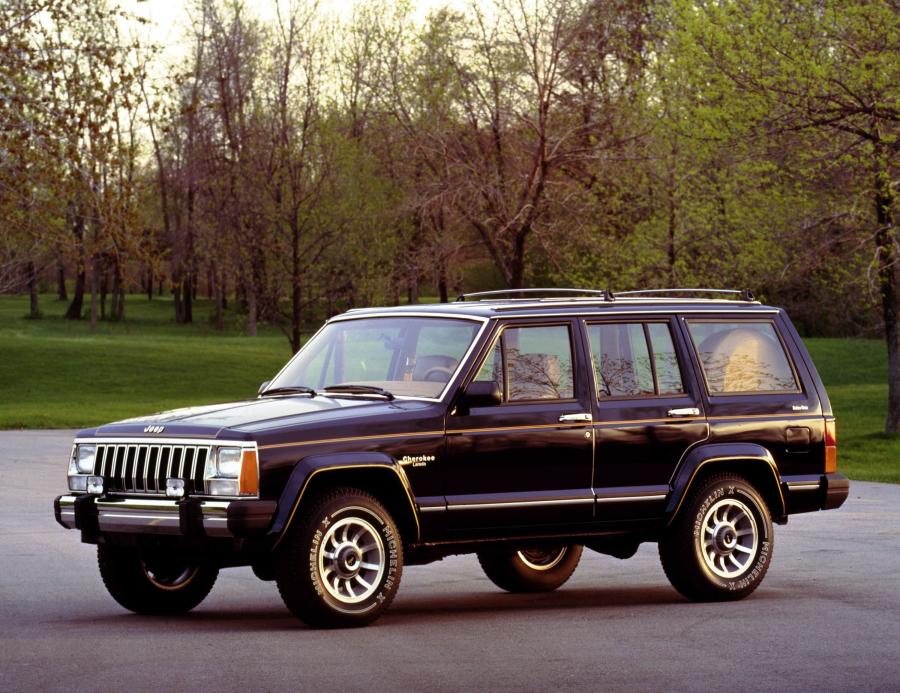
xmin=93 ymin=443 xmax=210 ymax=495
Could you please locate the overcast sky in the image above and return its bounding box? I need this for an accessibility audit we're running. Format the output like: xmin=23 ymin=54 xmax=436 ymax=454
xmin=122 ymin=0 xmax=473 ymax=71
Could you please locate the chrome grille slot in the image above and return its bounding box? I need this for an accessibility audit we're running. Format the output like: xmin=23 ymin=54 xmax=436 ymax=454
xmin=91 ymin=442 xmax=213 ymax=496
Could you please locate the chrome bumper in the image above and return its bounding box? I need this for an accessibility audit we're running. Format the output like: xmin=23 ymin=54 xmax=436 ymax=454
xmin=56 ymin=495 xmax=234 ymax=537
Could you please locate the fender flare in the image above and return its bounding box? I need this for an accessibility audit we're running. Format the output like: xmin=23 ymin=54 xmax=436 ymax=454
xmin=268 ymin=451 xmax=420 ymax=545
xmin=666 ymin=442 xmax=785 ymax=524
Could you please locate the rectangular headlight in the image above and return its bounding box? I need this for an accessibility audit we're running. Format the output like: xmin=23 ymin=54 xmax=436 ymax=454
xmin=217 ymin=447 xmax=243 ymax=477
xmin=76 ymin=445 xmax=96 ymax=474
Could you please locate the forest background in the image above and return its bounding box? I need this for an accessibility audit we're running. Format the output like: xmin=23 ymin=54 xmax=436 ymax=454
xmin=1 ymin=0 xmax=898 ymax=438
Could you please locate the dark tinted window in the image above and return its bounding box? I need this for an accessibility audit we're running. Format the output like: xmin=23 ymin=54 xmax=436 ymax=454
xmin=588 ymin=322 xmax=684 ymax=398
xmin=687 ymin=321 xmax=798 ymax=394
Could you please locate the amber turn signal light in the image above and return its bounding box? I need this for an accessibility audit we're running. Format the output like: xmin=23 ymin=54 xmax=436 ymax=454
xmin=239 ymin=449 xmax=259 ymax=495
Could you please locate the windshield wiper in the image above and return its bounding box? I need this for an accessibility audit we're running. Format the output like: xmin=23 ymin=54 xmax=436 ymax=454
xmin=323 ymin=384 xmax=395 ymax=400
xmin=259 ymin=386 xmax=317 ymax=398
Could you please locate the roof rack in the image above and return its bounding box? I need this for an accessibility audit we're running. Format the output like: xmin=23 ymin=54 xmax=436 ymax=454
xmin=456 ymin=288 xmax=613 ymax=302
xmin=615 ymin=288 xmax=755 ymax=301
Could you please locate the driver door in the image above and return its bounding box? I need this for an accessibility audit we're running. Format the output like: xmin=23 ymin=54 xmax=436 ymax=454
xmin=443 ymin=320 xmax=595 ymax=533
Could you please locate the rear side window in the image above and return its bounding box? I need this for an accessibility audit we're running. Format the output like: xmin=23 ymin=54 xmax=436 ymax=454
xmin=587 ymin=322 xmax=685 ymax=398
xmin=687 ymin=321 xmax=798 ymax=394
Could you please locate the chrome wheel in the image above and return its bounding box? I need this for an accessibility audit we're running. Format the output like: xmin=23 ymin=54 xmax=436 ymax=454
xmin=516 ymin=546 xmax=568 ymax=571
xmin=318 ymin=515 xmax=385 ymax=604
xmin=700 ymin=498 xmax=759 ymax=578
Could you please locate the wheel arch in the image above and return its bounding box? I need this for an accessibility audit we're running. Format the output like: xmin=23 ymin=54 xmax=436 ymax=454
xmin=269 ymin=452 xmax=420 ymax=547
xmin=666 ymin=443 xmax=786 ymax=525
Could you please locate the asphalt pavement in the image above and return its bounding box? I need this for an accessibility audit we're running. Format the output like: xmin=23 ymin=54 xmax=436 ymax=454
xmin=2 ymin=430 xmax=898 ymax=692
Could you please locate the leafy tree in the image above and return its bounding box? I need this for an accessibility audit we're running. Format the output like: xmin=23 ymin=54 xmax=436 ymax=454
xmin=670 ymin=0 xmax=900 ymax=429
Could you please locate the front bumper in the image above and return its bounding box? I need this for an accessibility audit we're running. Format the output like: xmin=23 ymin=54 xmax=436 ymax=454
xmin=54 ymin=495 xmax=276 ymax=539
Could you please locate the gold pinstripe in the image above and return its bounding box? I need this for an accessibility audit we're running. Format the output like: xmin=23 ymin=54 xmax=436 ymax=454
xmin=260 ymin=411 xmax=807 ymax=451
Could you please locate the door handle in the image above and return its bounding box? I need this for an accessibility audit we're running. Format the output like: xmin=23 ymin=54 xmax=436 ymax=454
xmin=667 ymin=407 xmax=700 ymax=418
xmin=559 ymin=413 xmax=592 ymax=423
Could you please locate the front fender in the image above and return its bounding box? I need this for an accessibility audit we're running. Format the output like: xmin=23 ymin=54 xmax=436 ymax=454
xmin=666 ymin=443 xmax=786 ymax=523
xmin=268 ymin=451 xmax=418 ymax=544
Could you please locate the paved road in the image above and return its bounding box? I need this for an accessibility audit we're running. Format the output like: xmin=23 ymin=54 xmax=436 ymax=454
xmin=2 ymin=430 xmax=898 ymax=692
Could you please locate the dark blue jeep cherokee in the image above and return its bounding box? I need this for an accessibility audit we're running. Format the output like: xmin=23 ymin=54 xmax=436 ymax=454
xmin=55 ymin=288 xmax=849 ymax=627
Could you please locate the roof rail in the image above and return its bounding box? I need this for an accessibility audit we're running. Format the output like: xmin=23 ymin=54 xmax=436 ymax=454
xmin=456 ymin=288 xmax=613 ymax=302
xmin=614 ymin=288 xmax=755 ymax=301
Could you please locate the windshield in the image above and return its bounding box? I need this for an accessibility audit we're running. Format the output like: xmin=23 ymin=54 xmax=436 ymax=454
xmin=267 ymin=316 xmax=482 ymax=399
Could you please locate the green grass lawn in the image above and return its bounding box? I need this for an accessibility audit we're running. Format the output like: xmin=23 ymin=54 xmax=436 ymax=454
xmin=0 ymin=293 xmax=291 ymax=427
xmin=1 ymin=293 xmax=897 ymax=482
xmin=804 ymin=339 xmax=898 ymax=483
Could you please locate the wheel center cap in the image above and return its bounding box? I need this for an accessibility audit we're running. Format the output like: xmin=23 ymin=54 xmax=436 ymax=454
xmin=713 ymin=524 xmax=738 ymax=553
xmin=335 ymin=545 xmax=362 ymax=578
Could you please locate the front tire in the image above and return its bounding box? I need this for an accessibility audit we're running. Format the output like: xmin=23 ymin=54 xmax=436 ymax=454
xmin=97 ymin=545 xmax=218 ymax=615
xmin=659 ymin=474 xmax=773 ymax=601
xmin=477 ymin=544 xmax=582 ymax=593
xmin=275 ymin=488 xmax=403 ymax=628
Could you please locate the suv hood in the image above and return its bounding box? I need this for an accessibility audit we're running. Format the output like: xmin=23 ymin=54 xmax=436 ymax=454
xmin=86 ymin=396 xmax=421 ymax=439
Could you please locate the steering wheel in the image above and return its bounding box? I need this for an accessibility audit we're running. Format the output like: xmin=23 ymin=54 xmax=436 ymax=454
xmin=422 ymin=366 xmax=453 ymax=383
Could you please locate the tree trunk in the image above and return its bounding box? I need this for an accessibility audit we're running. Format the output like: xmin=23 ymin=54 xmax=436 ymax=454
xmin=111 ymin=258 xmax=123 ymax=321
xmin=213 ymin=270 xmax=225 ymax=330
xmin=183 ymin=274 xmax=193 ymax=323
xmin=117 ymin=282 xmax=125 ymax=321
xmin=875 ymin=149 xmax=899 ymax=432
xmin=291 ymin=224 xmax=302 ymax=354
xmin=89 ymin=254 xmax=99 ymax=331
xmin=65 ymin=210 xmax=85 ymax=320
xmin=667 ymin=141 xmax=678 ymax=286
xmin=438 ymin=262 xmax=449 ymax=303
xmin=100 ymin=267 xmax=109 ymax=321
xmin=146 ymin=267 xmax=153 ymax=301
xmin=27 ymin=261 xmax=39 ymax=318
xmin=509 ymin=229 xmax=527 ymax=289
xmin=173 ymin=278 xmax=184 ymax=323
xmin=56 ymin=257 xmax=67 ymax=301
xmin=247 ymin=287 xmax=258 ymax=337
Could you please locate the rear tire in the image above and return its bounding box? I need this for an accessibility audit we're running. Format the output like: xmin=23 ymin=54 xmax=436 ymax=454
xmin=477 ymin=544 xmax=582 ymax=593
xmin=275 ymin=488 xmax=403 ymax=628
xmin=97 ymin=545 xmax=218 ymax=615
xmin=659 ymin=474 xmax=773 ymax=601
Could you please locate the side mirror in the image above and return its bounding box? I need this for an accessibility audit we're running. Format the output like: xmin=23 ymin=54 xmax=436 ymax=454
xmin=258 ymin=380 xmax=271 ymax=395
xmin=460 ymin=380 xmax=502 ymax=409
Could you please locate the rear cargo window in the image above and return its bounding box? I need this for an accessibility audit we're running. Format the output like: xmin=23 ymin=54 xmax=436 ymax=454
xmin=687 ymin=321 xmax=799 ymax=394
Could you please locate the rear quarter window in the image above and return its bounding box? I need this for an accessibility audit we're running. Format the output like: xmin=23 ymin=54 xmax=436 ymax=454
xmin=687 ymin=321 xmax=799 ymax=394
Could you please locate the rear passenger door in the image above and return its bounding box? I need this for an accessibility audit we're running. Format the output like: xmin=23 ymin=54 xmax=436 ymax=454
xmin=586 ymin=318 xmax=709 ymax=520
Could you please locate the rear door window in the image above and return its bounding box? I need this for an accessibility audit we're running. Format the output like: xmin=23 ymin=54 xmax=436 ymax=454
xmin=587 ymin=322 xmax=685 ymax=398
xmin=687 ymin=321 xmax=799 ymax=394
